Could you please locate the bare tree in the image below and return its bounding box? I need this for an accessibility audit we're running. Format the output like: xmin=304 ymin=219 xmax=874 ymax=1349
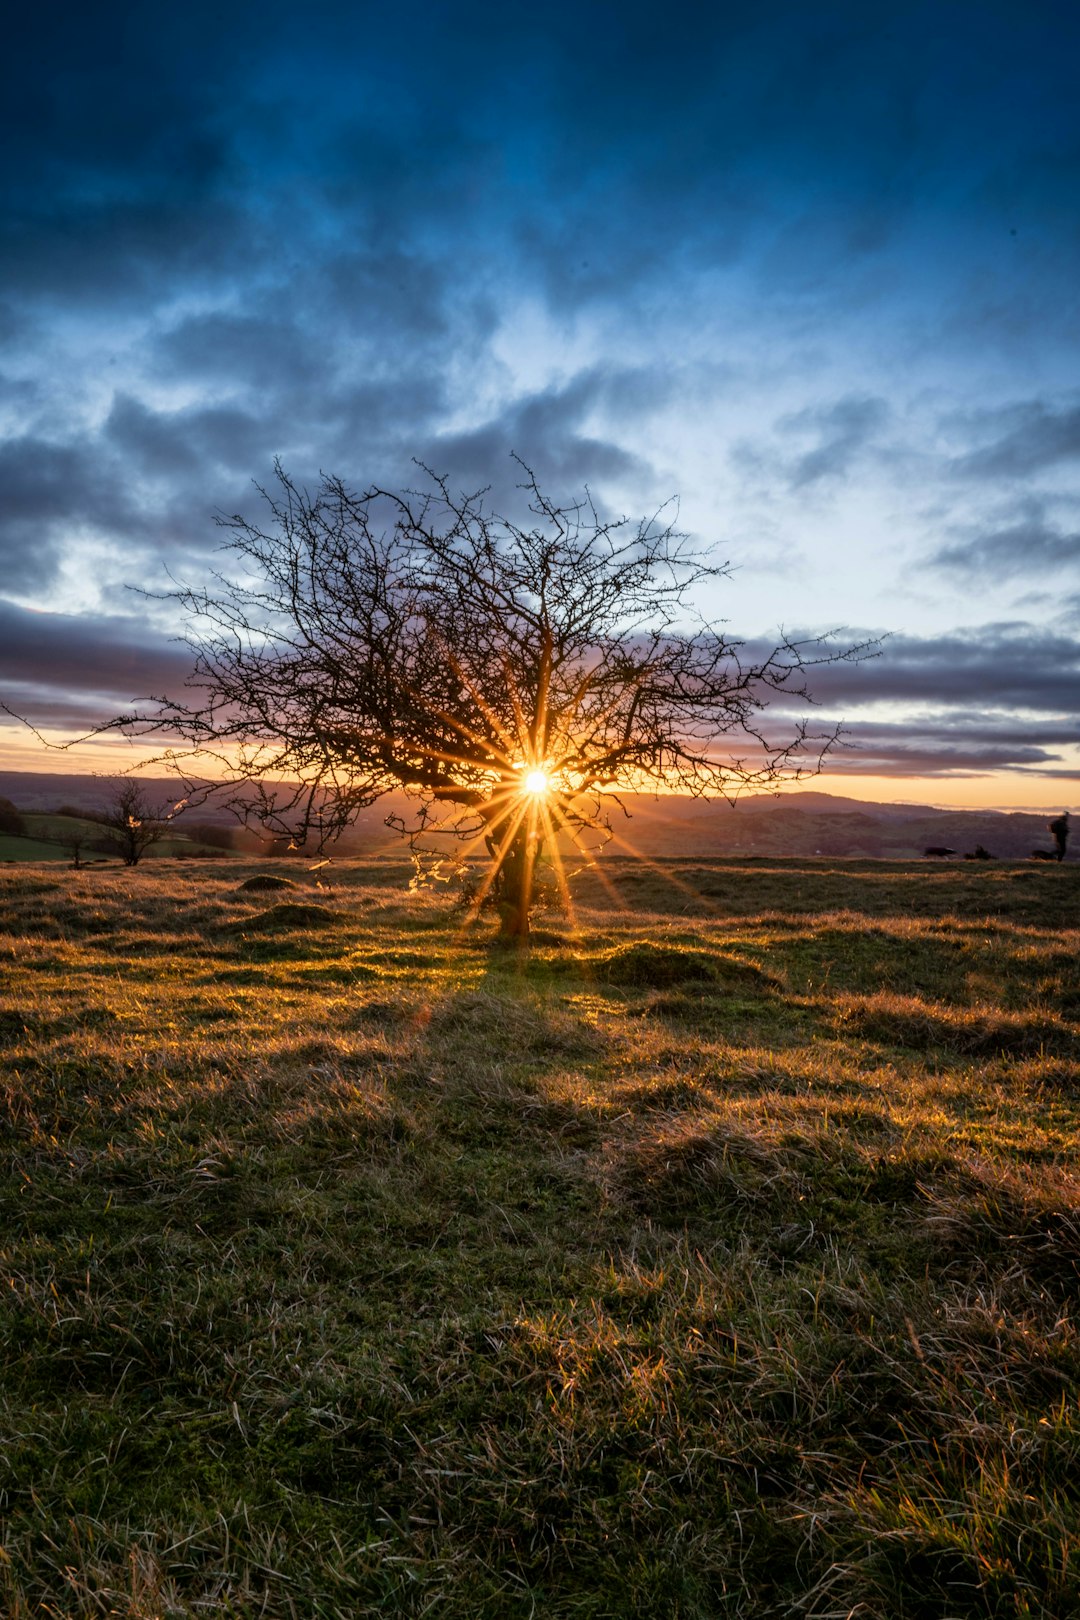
xmin=100 ymin=782 xmax=168 ymax=866
xmin=62 ymin=827 xmax=88 ymax=869
xmin=106 ymin=461 xmax=872 ymax=936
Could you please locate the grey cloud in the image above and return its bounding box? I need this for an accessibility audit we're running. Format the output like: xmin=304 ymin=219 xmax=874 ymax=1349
xmin=0 ymin=689 xmax=147 ymax=734
xmin=828 ymin=741 xmax=1068 ymax=777
xmin=145 ymin=252 xmax=501 ymax=479
xmin=933 ymin=504 xmax=1080 ymax=580
xmin=104 ymin=395 xmax=269 ymax=480
xmin=827 ymin=711 xmax=1077 ymax=776
xmin=153 ymin=247 xmax=492 ymax=403
xmin=320 ymin=249 xmax=468 ymax=348
xmin=0 ymin=368 xmax=40 ymax=415
xmin=758 ymin=395 xmax=892 ymax=490
xmin=0 ymin=195 xmax=253 ymax=313
xmin=416 ymin=375 xmax=653 ymax=509
xmin=0 ymin=599 xmax=196 ymax=739
xmin=155 ymin=310 xmax=328 ymax=394
xmin=951 ymin=402 xmax=1080 ymax=480
xmin=793 ymin=625 xmax=1080 ymax=713
xmin=0 ymin=427 xmax=251 ymax=588
xmin=320 ymin=375 xmax=451 ymax=449
xmin=0 ymin=436 xmax=139 ymax=589
xmin=3 ymin=352 xmax=667 ymax=626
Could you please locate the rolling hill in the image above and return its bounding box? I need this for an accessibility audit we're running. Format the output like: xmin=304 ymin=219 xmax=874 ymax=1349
xmin=0 ymin=768 xmax=1069 ymax=861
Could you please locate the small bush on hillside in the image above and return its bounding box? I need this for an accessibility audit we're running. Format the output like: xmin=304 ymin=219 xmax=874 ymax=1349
xmin=182 ymin=821 xmax=236 ymax=850
xmin=0 ymin=798 xmax=25 ymax=836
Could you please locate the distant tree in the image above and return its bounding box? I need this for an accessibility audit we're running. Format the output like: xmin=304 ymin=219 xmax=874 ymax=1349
xmin=179 ymin=821 xmax=235 ymax=851
xmin=62 ymin=827 xmax=88 ymax=868
xmin=100 ymin=782 xmax=168 ymax=866
xmin=98 ymin=462 xmax=872 ymax=937
xmin=0 ymin=797 xmax=25 ymax=837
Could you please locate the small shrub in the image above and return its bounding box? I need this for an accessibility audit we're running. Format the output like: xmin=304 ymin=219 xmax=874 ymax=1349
xmin=0 ymin=798 xmax=25 ymax=837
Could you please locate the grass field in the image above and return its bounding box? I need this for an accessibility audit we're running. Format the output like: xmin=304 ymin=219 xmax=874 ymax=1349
xmin=1 ymin=855 xmax=1078 ymax=1617
xmin=0 ymin=813 xmax=235 ymax=865
xmin=0 ymin=833 xmax=74 ymax=862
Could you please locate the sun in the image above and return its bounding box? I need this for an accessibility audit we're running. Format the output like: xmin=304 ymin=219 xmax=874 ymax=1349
xmin=523 ymin=769 xmax=549 ymax=796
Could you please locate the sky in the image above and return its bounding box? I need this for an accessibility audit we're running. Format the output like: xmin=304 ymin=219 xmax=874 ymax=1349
xmin=1 ymin=0 xmax=1078 ymax=810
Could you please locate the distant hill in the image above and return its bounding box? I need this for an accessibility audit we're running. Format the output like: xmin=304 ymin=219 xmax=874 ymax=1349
xmin=598 ymin=791 xmax=1070 ymax=861
xmin=0 ymin=768 xmax=1069 ymax=860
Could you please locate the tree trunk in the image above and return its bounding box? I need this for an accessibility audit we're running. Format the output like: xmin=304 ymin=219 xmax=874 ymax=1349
xmin=495 ymin=822 xmax=544 ymax=941
xmin=497 ymin=835 xmax=530 ymax=940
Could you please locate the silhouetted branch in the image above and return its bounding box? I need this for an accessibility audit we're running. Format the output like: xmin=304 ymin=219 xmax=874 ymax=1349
xmin=12 ymin=460 xmax=876 ymax=934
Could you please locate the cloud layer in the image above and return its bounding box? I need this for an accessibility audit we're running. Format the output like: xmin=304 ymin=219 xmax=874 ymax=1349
xmin=2 ymin=2 xmax=1079 ymax=798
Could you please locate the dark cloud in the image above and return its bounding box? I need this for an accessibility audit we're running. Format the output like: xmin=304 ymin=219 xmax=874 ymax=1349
xmin=415 ymin=369 xmax=658 ymax=504
xmin=828 ymin=744 xmax=1067 ymax=779
xmin=792 ymin=625 xmax=1080 ymax=714
xmin=932 ymin=502 xmax=1080 ymax=580
xmin=104 ymin=395 xmax=268 ymax=480
xmin=3 ymin=2 xmax=1077 ymax=332
xmin=827 ymin=712 xmax=1078 ymax=777
xmin=0 ymin=600 xmax=194 ymax=700
xmin=951 ymin=402 xmax=1080 ymax=480
xmin=5 ymin=594 xmax=1077 ymax=785
xmin=0 ymin=368 xmax=40 ymax=415
xmin=0 ymin=358 xmax=667 ymax=624
xmin=0 ymin=437 xmax=136 ymax=590
xmin=153 ymin=311 xmax=327 ymax=394
xmin=0 ymin=599 xmax=198 ymax=742
xmin=757 ymin=625 xmax=1080 ymax=777
xmin=755 ymin=634 xmax=1080 ymax=772
xmin=0 ymin=428 xmax=259 ymax=592
xmin=777 ymin=395 xmax=891 ymax=488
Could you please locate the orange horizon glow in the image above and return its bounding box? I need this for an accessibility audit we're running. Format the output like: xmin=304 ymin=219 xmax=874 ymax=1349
xmin=0 ymin=727 xmax=1074 ymax=816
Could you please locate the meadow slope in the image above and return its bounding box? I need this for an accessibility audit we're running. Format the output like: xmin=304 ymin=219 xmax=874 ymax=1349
xmin=1 ymin=856 xmax=1078 ymax=1617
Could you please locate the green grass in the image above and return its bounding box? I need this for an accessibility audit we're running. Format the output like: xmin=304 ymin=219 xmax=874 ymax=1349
xmin=0 ymin=812 xmax=237 ymax=864
xmin=1 ymin=855 xmax=1078 ymax=1616
xmin=0 ymin=833 xmax=72 ymax=861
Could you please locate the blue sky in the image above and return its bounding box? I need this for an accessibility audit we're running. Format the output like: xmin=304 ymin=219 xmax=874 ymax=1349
xmin=2 ymin=0 xmax=1078 ymax=805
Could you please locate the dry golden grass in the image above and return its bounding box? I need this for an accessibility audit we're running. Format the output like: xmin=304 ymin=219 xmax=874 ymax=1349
xmin=1 ymin=854 xmax=1078 ymax=1616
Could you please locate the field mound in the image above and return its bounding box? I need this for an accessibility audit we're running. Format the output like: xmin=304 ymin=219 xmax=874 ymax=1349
xmin=598 ymin=940 xmax=774 ymax=990
xmin=833 ymin=991 xmax=1080 ymax=1058
xmin=237 ymin=874 xmax=298 ymax=893
xmin=599 ymin=942 xmax=720 ymax=986
xmin=232 ymin=901 xmax=337 ymax=930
